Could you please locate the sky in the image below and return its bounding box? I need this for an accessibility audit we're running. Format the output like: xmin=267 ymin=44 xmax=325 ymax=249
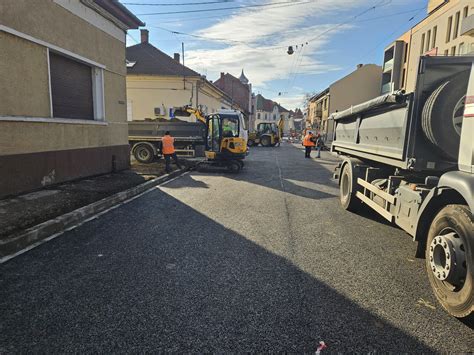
xmin=125 ymin=0 xmax=429 ymax=110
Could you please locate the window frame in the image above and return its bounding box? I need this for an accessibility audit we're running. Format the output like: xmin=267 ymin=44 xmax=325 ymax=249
xmin=453 ymin=11 xmax=460 ymax=40
xmin=446 ymin=16 xmax=453 ymax=43
xmin=48 ymin=49 xmax=105 ymax=121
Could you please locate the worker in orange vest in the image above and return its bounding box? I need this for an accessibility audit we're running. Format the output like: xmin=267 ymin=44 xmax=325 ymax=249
xmin=162 ymin=131 xmax=182 ymax=173
xmin=302 ymin=131 xmax=316 ymax=158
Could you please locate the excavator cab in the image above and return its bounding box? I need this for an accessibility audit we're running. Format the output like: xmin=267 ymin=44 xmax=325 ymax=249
xmin=174 ymin=106 xmax=247 ymax=172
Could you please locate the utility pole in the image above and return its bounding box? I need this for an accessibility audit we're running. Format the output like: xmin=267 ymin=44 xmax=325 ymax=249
xmin=182 ymin=42 xmax=185 ymax=90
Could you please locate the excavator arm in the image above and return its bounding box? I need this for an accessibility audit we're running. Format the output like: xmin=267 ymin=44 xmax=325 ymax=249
xmin=173 ymin=106 xmax=206 ymax=125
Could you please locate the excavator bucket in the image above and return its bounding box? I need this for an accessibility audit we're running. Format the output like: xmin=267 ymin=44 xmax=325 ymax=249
xmin=173 ymin=107 xmax=192 ymax=117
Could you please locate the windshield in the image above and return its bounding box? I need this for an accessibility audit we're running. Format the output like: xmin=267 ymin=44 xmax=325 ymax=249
xmin=221 ymin=115 xmax=240 ymax=138
xmin=258 ymin=123 xmax=276 ymax=134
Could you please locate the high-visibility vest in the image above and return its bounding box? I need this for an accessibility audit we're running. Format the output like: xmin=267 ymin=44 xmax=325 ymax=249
xmin=162 ymin=135 xmax=175 ymax=154
xmin=303 ymin=134 xmax=315 ymax=147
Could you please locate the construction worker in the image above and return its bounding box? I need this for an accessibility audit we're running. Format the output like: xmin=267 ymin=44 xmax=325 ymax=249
xmin=162 ymin=131 xmax=182 ymax=173
xmin=303 ymin=131 xmax=316 ymax=158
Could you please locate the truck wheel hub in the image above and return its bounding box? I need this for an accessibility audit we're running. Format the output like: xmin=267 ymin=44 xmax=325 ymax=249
xmin=429 ymin=232 xmax=466 ymax=286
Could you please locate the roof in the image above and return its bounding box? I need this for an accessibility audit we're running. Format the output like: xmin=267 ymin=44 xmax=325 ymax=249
xmin=309 ymin=88 xmax=330 ymax=102
xmin=255 ymin=94 xmax=274 ymax=111
xmin=126 ymin=42 xmax=201 ymax=77
xmin=86 ymin=0 xmax=144 ymax=29
xmin=277 ymin=104 xmax=289 ymax=113
xmin=239 ymin=69 xmax=249 ymax=84
xmin=255 ymin=94 xmax=289 ymax=113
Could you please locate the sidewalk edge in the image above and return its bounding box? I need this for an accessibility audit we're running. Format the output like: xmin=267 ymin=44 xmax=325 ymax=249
xmin=0 ymin=169 xmax=187 ymax=263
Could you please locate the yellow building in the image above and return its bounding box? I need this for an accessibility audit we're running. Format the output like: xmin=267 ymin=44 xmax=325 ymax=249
xmin=126 ymin=30 xmax=234 ymax=123
xmin=382 ymin=0 xmax=474 ymax=93
xmin=0 ymin=0 xmax=143 ymax=198
xmin=307 ymin=64 xmax=382 ymax=140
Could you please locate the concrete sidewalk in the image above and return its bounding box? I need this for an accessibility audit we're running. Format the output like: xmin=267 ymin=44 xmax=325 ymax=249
xmin=0 ymin=159 xmax=189 ymax=260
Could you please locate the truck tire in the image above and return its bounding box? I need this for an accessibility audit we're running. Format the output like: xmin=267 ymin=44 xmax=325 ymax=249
xmin=339 ymin=163 xmax=361 ymax=212
xmin=421 ymin=72 xmax=469 ymax=160
xmin=261 ymin=136 xmax=271 ymax=147
xmin=425 ymin=204 xmax=473 ymax=319
xmin=133 ymin=143 xmax=154 ymax=164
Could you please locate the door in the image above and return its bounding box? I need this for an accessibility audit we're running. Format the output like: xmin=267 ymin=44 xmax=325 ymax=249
xmin=207 ymin=115 xmax=221 ymax=152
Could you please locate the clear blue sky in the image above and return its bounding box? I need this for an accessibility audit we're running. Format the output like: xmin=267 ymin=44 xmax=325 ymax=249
xmin=125 ymin=0 xmax=428 ymax=109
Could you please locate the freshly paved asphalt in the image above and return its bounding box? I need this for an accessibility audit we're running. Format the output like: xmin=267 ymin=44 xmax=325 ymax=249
xmin=1 ymin=144 xmax=473 ymax=352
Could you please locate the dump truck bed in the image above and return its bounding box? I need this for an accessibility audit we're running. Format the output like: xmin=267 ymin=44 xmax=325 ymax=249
xmin=331 ymin=56 xmax=474 ymax=173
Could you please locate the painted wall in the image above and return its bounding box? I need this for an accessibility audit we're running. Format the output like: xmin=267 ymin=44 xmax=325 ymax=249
xmin=126 ymin=76 xmax=231 ymax=122
xmin=405 ymin=0 xmax=474 ymax=91
xmin=0 ymin=0 xmax=132 ymax=197
xmin=329 ymin=64 xmax=383 ymax=115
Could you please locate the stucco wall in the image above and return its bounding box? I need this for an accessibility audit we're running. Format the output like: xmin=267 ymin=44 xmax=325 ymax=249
xmin=0 ymin=0 xmax=129 ymax=156
xmin=127 ymin=76 xmax=198 ymax=122
xmin=0 ymin=0 xmax=133 ymax=197
xmin=329 ymin=64 xmax=383 ymax=115
xmin=406 ymin=0 xmax=474 ymax=91
xmin=0 ymin=33 xmax=50 ymax=117
xmin=126 ymin=76 xmax=229 ymax=122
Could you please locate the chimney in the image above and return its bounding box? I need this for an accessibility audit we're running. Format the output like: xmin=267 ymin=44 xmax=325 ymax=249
xmin=220 ymin=72 xmax=225 ymax=80
xmin=356 ymin=63 xmax=363 ymax=69
xmin=173 ymin=53 xmax=180 ymax=62
xmin=141 ymin=29 xmax=149 ymax=44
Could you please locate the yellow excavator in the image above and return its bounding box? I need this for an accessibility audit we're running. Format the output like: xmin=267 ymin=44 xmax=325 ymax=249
xmin=247 ymin=119 xmax=284 ymax=147
xmin=174 ymin=106 xmax=247 ymax=173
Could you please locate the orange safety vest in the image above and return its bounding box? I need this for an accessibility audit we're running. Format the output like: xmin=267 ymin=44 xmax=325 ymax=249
xmin=303 ymin=134 xmax=315 ymax=147
xmin=162 ymin=135 xmax=175 ymax=155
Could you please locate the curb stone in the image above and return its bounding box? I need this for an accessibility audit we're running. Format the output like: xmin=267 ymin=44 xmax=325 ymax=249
xmin=0 ymin=168 xmax=187 ymax=262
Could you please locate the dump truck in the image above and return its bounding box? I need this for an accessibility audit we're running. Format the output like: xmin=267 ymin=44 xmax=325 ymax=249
xmin=331 ymin=56 xmax=473 ymax=319
xmin=128 ymin=121 xmax=206 ymax=163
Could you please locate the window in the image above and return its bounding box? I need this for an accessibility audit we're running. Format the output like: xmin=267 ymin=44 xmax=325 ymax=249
xmin=451 ymin=45 xmax=456 ymax=56
xmin=463 ymin=6 xmax=468 ymax=18
xmin=404 ymin=42 xmax=409 ymax=63
xmin=426 ymin=30 xmax=431 ymax=52
xmin=222 ymin=116 xmax=239 ymax=138
xmin=265 ymin=113 xmax=268 ymax=119
xmin=49 ymin=51 xmax=104 ymax=121
xmin=432 ymin=26 xmax=437 ymax=49
xmin=50 ymin=52 xmax=92 ymax=119
xmin=420 ymin=33 xmax=425 ymax=54
xmin=401 ymin=68 xmax=406 ymax=89
xmin=323 ymin=98 xmax=327 ymax=110
xmin=444 ymin=49 xmax=449 ymax=56
xmin=446 ymin=16 xmax=452 ymax=43
xmin=257 ymin=113 xmax=261 ymax=119
xmin=453 ymin=11 xmax=460 ymax=39
xmin=459 ymin=42 xmax=465 ymax=55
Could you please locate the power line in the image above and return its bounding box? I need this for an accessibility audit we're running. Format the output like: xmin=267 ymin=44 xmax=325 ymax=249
xmin=123 ymin=0 xmax=234 ymax=5
xmin=136 ymin=0 xmax=311 ymax=15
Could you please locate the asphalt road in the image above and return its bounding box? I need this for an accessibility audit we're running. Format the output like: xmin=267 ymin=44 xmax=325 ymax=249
xmin=1 ymin=144 xmax=473 ymax=352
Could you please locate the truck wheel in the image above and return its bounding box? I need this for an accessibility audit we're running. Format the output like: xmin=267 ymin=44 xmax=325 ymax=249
xmin=339 ymin=163 xmax=361 ymax=211
xmin=421 ymin=71 xmax=469 ymax=160
xmin=261 ymin=136 xmax=271 ymax=147
xmin=133 ymin=144 xmax=154 ymax=164
xmin=247 ymin=139 xmax=255 ymax=147
xmin=425 ymin=205 xmax=473 ymax=319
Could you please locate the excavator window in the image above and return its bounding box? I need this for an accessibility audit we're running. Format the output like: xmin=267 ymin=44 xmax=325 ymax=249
xmin=221 ymin=116 xmax=239 ymax=138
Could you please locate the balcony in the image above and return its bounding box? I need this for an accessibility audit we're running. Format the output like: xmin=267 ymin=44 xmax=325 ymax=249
xmin=383 ymin=58 xmax=394 ymax=73
xmin=461 ymin=14 xmax=474 ymax=37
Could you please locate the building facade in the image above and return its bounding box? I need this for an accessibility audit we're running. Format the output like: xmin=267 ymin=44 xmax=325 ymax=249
xmin=0 ymin=0 xmax=142 ymax=198
xmin=214 ymin=71 xmax=252 ymax=127
xmin=126 ymin=30 xmax=233 ymax=123
xmin=382 ymin=0 xmax=474 ymax=94
xmin=307 ymin=64 xmax=382 ymax=141
xmin=253 ymin=94 xmax=292 ymax=132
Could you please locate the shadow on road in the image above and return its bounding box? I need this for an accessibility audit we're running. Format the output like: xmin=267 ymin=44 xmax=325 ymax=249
xmin=0 ymin=189 xmax=435 ymax=352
